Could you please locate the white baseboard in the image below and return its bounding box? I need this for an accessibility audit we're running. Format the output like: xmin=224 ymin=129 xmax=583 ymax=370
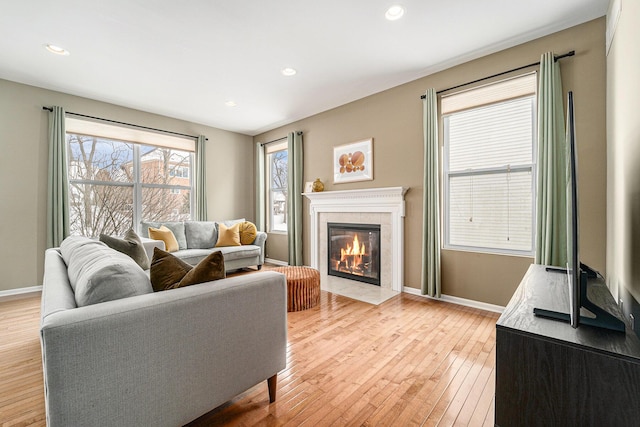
xmin=0 ymin=286 xmax=42 ymax=300
xmin=265 ymin=258 xmax=288 ymax=266
xmin=402 ymin=286 xmax=504 ymax=314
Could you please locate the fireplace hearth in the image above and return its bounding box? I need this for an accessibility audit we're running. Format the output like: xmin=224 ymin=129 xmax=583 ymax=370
xmin=328 ymin=222 xmax=381 ymax=286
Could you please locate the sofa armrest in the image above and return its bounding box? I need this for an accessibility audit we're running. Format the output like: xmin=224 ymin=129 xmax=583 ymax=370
xmin=140 ymin=237 xmax=165 ymax=261
xmin=40 ymin=271 xmax=287 ymax=427
xmin=253 ymin=231 xmax=267 ymax=264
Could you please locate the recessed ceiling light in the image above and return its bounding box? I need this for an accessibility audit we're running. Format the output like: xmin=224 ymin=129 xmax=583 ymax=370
xmin=281 ymin=67 xmax=297 ymax=77
xmin=385 ymin=5 xmax=405 ymax=21
xmin=45 ymin=44 xmax=70 ymax=56
xmin=225 ymin=100 xmax=237 ymax=107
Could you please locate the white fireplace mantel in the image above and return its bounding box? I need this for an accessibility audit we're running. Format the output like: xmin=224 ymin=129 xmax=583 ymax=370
xmin=304 ymin=187 xmax=409 ymax=291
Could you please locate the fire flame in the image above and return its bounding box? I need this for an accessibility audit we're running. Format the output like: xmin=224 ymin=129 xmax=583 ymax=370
xmin=340 ymin=234 xmax=366 ymax=270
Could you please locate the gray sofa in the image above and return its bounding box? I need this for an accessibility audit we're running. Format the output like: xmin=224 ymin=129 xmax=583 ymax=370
xmin=40 ymin=238 xmax=287 ymax=427
xmin=139 ymin=219 xmax=267 ymax=271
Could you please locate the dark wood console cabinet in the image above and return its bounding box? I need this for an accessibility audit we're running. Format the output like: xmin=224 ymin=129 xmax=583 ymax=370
xmin=495 ymin=264 xmax=640 ymax=426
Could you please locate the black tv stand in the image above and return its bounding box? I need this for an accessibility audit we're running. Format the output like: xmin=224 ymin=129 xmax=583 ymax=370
xmin=534 ymin=267 xmax=625 ymax=332
xmin=496 ymin=264 xmax=640 ymax=426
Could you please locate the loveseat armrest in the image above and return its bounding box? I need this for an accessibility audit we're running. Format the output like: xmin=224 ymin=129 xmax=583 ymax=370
xmin=140 ymin=237 xmax=165 ymax=261
xmin=253 ymin=231 xmax=267 ymax=265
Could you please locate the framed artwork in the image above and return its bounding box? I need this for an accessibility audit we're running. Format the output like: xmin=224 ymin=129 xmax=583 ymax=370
xmin=333 ymin=138 xmax=373 ymax=184
xmin=304 ymin=181 xmax=313 ymax=193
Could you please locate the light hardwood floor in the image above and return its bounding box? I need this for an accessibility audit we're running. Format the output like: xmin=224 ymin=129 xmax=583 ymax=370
xmin=0 ymin=289 xmax=499 ymax=426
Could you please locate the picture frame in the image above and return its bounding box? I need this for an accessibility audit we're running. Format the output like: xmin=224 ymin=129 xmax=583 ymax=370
xmin=304 ymin=181 xmax=313 ymax=193
xmin=333 ymin=138 xmax=373 ymax=184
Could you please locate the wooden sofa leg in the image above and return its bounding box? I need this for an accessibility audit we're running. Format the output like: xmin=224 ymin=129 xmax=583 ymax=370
xmin=257 ymin=264 xmax=263 ymax=270
xmin=267 ymin=374 xmax=277 ymax=403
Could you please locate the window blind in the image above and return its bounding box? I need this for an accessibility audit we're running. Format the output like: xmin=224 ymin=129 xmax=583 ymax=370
xmin=66 ymin=117 xmax=195 ymax=152
xmin=444 ymin=73 xmax=536 ymax=254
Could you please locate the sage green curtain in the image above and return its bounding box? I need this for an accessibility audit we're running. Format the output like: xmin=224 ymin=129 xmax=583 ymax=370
xmin=194 ymin=135 xmax=207 ymax=221
xmin=287 ymin=131 xmax=303 ymax=266
xmin=255 ymin=142 xmax=266 ymax=231
xmin=46 ymin=106 xmax=70 ymax=248
xmin=421 ymin=89 xmax=441 ymax=297
xmin=535 ymin=52 xmax=567 ymax=267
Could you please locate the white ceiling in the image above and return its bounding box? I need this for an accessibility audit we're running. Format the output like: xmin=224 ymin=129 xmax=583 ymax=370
xmin=0 ymin=0 xmax=608 ymax=136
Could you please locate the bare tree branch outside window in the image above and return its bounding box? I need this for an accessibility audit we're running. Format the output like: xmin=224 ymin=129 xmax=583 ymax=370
xmin=67 ymin=134 xmax=192 ymax=238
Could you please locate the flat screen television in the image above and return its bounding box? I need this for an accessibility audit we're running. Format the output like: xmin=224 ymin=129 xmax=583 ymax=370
xmin=534 ymin=91 xmax=625 ymax=332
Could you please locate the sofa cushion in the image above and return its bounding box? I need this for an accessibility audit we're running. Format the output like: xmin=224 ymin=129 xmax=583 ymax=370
xmin=59 ymin=236 xmax=152 ymax=307
xmin=172 ymin=248 xmax=216 ymax=266
xmin=217 ymin=245 xmax=261 ymax=261
xmin=141 ymin=221 xmax=187 ymax=250
xmin=219 ymin=218 xmax=245 ymax=227
xmin=216 ymin=223 xmax=241 ymax=247
xmin=99 ymin=228 xmax=150 ymax=270
xmin=149 ymin=247 xmax=193 ymax=291
xmin=149 ymin=225 xmax=180 ymax=252
xmin=239 ymin=221 xmax=258 ymax=245
xmin=184 ymin=221 xmax=218 ymax=249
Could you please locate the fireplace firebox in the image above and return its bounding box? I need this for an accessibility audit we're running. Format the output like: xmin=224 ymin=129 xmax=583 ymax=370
xmin=327 ymin=222 xmax=381 ymax=286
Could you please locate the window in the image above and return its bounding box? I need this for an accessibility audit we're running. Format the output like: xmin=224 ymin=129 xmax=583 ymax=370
xmin=443 ymin=73 xmax=537 ymax=255
xmin=266 ymin=141 xmax=288 ymax=233
xmin=66 ymin=119 xmax=193 ymax=238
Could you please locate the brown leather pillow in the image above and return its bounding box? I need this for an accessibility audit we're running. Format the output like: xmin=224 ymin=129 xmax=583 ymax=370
xmin=149 ymin=247 xmax=193 ymax=291
xmin=176 ymin=251 xmax=226 ymax=288
xmin=150 ymin=247 xmax=226 ymax=291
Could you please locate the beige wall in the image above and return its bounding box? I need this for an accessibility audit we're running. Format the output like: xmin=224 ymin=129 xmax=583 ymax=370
xmin=255 ymin=18 xmax=607 ymax=306
xmin=607 ymin=0 xmax=640 ymax=302
xmin=0 ymin=79 xmax=253 ymax=292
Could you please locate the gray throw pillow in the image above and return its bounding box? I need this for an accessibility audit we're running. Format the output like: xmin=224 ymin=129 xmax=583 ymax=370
xmin=100 ymin=229 xmax=150 ymax=270
xmin=60 ymin=236 xmax=152 ymax=307
xmin=184 ymin=221 xmax=218 ymax=249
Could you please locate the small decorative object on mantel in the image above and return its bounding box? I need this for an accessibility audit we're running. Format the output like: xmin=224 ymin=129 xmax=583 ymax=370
xmin=333 ymin=138 xmax=373 ymax=183
xmin=312 ymin=178 xmax=324 ymax=192
xmin=304 ymin=181 xmax=313 ymax=193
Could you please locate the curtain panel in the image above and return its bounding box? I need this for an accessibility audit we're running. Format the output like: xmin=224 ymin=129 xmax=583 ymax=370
xmin=535 ymin=52 xmax=567 ymax=267
xmin=255 ymin=142 xmax=266 ymax=232
xmin=287 ymin=132 xmax=303 ymax=266
xmin=194 ymin=135 xmax=208 ymax=221
xmin=421 ymin=88 xmax=442 ymax=297
xmin=47 ymin=106 xmax=70 ymax=248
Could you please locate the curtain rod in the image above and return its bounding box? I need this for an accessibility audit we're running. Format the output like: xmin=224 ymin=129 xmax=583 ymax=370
xmin=260 ymin=131 xmax=303 ymax=146
xmin=420 ymin=50 xmax=575 ymax=99
xmin=42 ymin=107 xmax=207 ymax=141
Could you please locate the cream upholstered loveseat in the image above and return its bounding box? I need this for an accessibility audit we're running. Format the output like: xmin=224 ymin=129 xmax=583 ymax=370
xmin=40 ymin=236 xmax=286 ymax=426
xmin=139 ymin=219 xmax=267 ymax=271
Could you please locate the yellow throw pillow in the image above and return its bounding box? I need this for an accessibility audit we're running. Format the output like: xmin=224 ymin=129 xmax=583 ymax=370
xmin=239 ymin=221 xmax=258 ymax=245
xmin=215 ymin=223 xmax=241 ymax=247
xmin=149 ymin=225 xmax=179 ymax=252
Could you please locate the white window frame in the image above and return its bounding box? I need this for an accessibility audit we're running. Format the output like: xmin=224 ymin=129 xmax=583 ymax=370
xmin=442 ymin=73 xmax=537 ymax=256
xmin=65 ymin=118 xmax=195 ymax=237
xmin=265 ymin=140 xmax=288 ymax=234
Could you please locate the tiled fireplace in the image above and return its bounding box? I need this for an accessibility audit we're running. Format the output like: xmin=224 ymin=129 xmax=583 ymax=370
xmin=304 ymin=187 xmax=408 ymax=292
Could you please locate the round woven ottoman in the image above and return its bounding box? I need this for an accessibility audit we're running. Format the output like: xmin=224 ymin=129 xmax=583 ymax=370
xmin=272 ymin=266 xmax=320 ymax=312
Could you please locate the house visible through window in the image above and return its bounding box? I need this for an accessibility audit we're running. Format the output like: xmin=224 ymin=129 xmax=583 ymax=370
xmin=265 ymin=140 xmax=288 ymax=233
xmin=443 ymin=73 xmax=537 ymax=255
xmin=66 ymin=119 xmax=194 ymax=238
